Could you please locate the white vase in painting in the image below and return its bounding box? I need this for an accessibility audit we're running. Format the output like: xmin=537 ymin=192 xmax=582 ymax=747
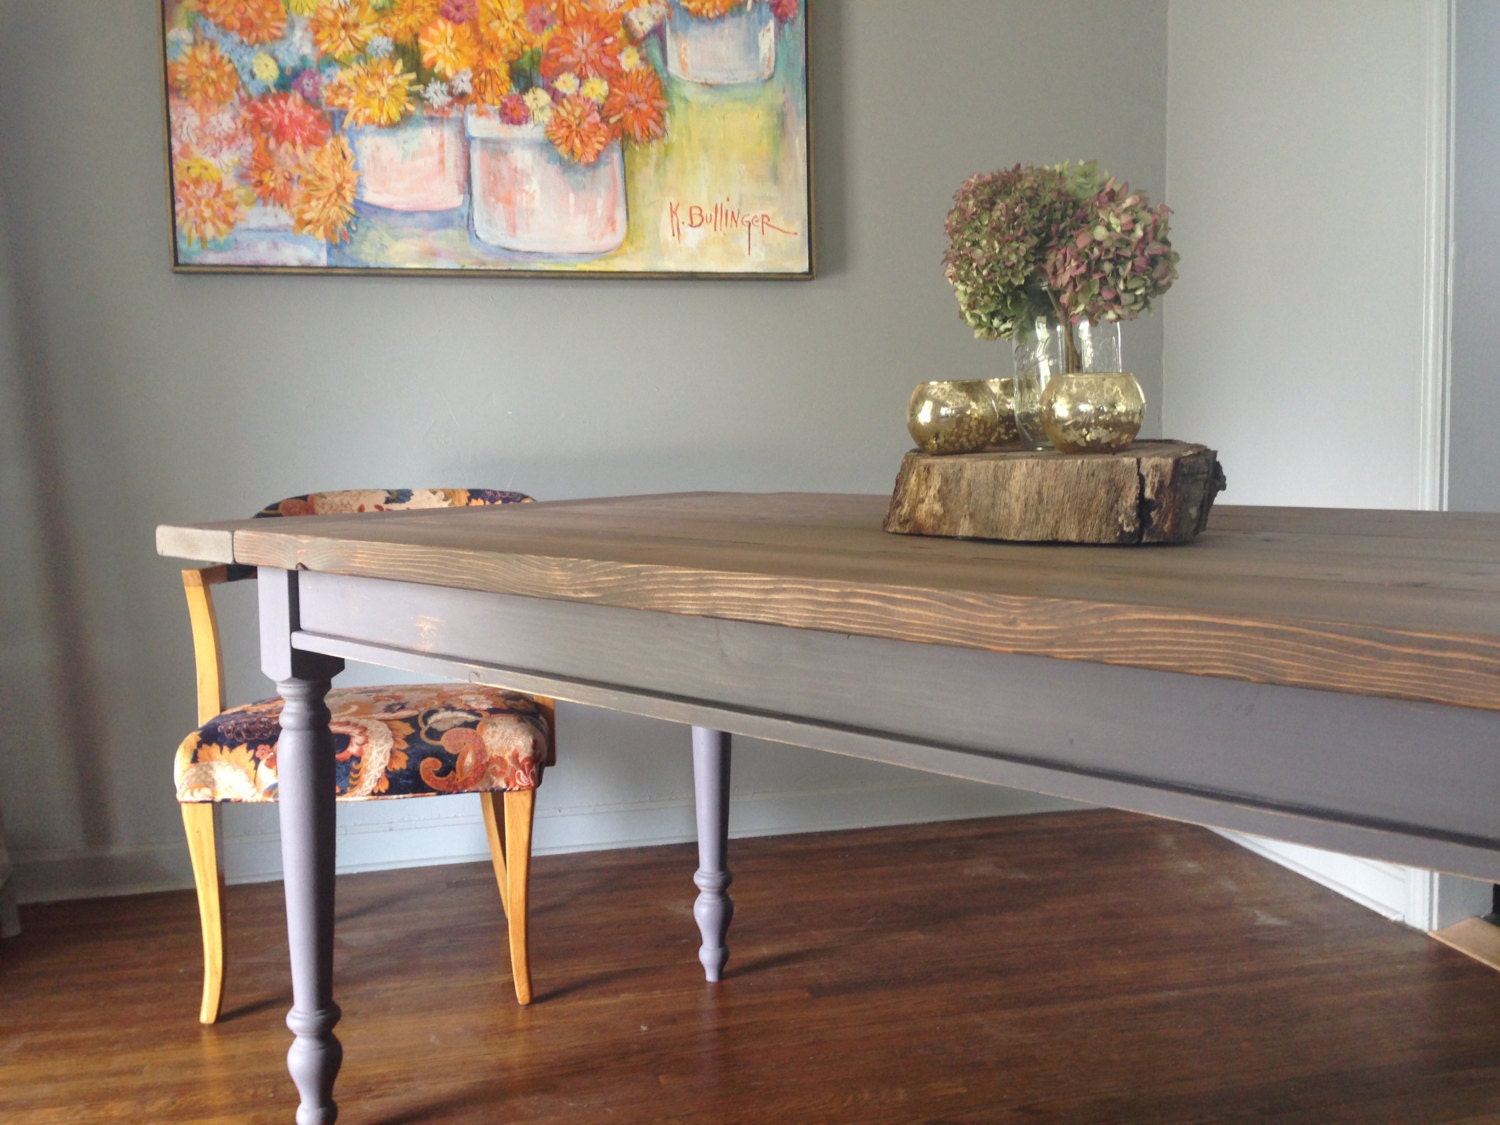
xmin=666 ymin=0 xmax=777 ymax=86
xmin=346 ymin=114 xmax=467 ymax=212
xmin=465 ymin=108 xmax=627 ymax=257
xmin=184 ymin=203 xmax=329 ymax=268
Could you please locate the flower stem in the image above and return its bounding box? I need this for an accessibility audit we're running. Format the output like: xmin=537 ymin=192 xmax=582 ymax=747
xmin=1045 ymin=291 xmax=1083 ymax=373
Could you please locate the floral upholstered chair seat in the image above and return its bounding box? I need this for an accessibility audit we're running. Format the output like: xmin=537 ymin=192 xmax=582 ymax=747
xmin=175 ymin=684 xmax=553 ymax=804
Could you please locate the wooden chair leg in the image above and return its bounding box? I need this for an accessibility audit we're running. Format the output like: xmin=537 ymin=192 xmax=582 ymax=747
xmin=504 ymin=789 xmax=535 ymax=1006
xmin=181 ymin=802 xmax=225 ymax=1024
xmin=481 ymin=790 xmax=535 ymax=1005
xmin=480 ymin=790 xmax=510 ymax=918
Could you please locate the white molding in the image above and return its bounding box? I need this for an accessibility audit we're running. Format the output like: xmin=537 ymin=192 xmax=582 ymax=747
xmin=1219 ymin=832 xmax=1408 ymax=920
xmin=1219 ymin=839 xmax=1490 ymax=933
xmin=1228 ymin=3 xmax=1470 ymax=930
xmin=1406 ymin=869 xmax=1495 ymax=932
xmin=1402 ymin=1 xmax=1460 ymax=925
xmin=1417 ymin=0 xmax=1455 ymax=511
xmin=8 ymin=782 xmax=1078 ymax=904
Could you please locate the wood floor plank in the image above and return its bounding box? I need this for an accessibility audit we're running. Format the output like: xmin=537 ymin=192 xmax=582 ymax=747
xmin=2 ymin=810 xmax=1498 ymax=1123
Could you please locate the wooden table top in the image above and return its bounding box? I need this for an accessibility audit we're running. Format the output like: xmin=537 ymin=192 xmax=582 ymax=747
xmin=157 ymin=491 xmax=1500 ymax=713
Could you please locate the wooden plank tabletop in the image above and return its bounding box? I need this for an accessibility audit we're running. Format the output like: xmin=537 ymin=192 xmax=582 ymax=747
xmin=157 ymin=492 xmax=1500 ymax=712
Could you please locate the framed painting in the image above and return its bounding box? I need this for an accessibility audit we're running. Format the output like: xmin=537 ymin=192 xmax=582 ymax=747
xmin=159 ymin=0 xmax=812 ymax=277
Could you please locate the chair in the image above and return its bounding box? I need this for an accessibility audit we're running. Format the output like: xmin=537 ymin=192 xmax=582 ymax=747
xmin=173 ymin=488 xmax=553 ymax=1023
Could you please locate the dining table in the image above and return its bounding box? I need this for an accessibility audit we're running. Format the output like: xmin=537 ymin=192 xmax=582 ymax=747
xmin=156 ymin=491 xmax=1500 ymax=1123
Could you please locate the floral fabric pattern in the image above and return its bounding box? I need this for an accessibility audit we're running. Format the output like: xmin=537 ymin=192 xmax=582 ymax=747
xmin=256 ymin=487 xmax=531 ymax=518
xmin=176 ymin=683 xmax=552 ymax=804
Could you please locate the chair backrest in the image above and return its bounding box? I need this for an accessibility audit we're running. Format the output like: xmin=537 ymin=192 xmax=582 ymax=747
xmin=255 ymin=488 xmax=531 ymax=519
xmin=184 ymin=489 xmax=533 ymax=724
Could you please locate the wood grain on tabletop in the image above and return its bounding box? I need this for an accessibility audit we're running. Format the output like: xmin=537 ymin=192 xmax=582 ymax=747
xmin=154 ymin=492 xmax=1500 ymax=712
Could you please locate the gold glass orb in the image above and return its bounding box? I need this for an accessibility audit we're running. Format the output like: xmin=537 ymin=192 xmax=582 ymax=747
xmin=985 ymin=377 xmax=1022 ymax=449
xmin=906 ymin=380 xmax=1002 ymax=455
xmin=1038 ymin=371 xmax=1145 ymax=454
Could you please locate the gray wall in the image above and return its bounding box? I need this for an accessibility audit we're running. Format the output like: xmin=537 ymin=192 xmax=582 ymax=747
xmin=1163 ymin=0 xmax=1436 ymax=509
xmin=0 ymin=1 xmax=1168 ymax=900
xmin=1450 ymin=0 xmax=1500 ymax=512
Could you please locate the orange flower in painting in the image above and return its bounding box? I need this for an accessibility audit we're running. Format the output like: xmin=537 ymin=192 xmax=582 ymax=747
xmin=293 ymin=136 xmax=358 ymax=243
xmin=477 ymin=0 xmax=535 ymax=53
xmin=197 ymin=0 xmax=289 ymax=44
xmin=470 ymin=44 xmax=517 ymax=105
xmin=169 ymin=41 xmax=243 ymax=113
xmin=309 ymin=0 xmax=378 ymax=61
xmin=540 ymin=12 xmax=623 ymax=81
xmin=247 ymin=138 xmax=300 ymax=208
xmin=419 ymin=18 xmax=479 ymax=79
xmin=677 ymin=0 xmax=739 ymax=18
xmin=548 ymin=0 xmax=609 ymax=22
xmin=546 ymin=94 xmax=612 ymax=164
xmin=379 ymin=0 xmax=443 ymax=44
xmin=603 ymin=64 xmax=666 ymax=143
xmin=243 ymin=92 xmax=331 ymax=152
xmin=174 ymin=162 xmax=242 ymax=247
xmin=335 ymin=56 xmax=417 ymax=126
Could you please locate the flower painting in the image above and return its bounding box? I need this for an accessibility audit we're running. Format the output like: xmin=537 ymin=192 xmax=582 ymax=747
xmin=160 ymin=0 xmax=812 ymax=276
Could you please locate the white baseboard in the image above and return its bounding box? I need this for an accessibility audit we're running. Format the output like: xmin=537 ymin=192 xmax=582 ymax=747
xmin=10 ymin=780 xmax=1078 ymax=904
xmin=20 ymin=793 xmax=1488 ymax=936
xmin=1218 ymin=831 xmax=1409 ymax=920
xmin=1218 ymin=831 xmax=1493 ymax=931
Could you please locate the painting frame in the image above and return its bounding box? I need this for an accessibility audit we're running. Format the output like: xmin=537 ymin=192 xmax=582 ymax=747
xmin=159 ymin=1 xmax=814 ymax=279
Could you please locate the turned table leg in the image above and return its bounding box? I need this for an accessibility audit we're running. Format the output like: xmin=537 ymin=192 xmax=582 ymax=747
xmin=276 ymin=674 xmax=343 ymax=1124
xmin=261 ymin=569 xmax=346 ymax=1124
xmin=691 ymin=726 xmax=733 ymax=982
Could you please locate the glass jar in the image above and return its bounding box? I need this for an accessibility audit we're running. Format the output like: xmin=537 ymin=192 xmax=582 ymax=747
xmin=1012 ymin=316 xmax=1122 ymax=448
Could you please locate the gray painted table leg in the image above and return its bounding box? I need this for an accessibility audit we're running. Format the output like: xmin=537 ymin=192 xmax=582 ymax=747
xmin=277 ymin=675 xmax=343 ymax=1125
xmin=691 ymin=726 xmax=733 ymax=982
xmin=260 ymin=568 xmax=346 ymax=1124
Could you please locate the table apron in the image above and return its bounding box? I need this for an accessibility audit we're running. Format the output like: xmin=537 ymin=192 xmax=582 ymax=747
xmin=290 ymin=571 xmax=1500 ymax=881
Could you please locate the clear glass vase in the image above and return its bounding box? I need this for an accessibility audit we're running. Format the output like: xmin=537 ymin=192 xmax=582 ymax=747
xmin=1012 ymin=315 xmax=1123 ymax=449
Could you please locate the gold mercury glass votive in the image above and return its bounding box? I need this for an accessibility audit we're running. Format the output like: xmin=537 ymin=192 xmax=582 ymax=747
xmin=1038 ymin=371 xmax=1146 ymax=454
xmin=906 ymin=380 xmax=1003 ymax=455
xmin=986 ymin=377 xmax=1022 ymax=449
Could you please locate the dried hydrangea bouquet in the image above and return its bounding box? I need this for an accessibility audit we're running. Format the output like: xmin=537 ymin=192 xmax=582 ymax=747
xmin=925 ymin=161 xmax=1179 ymax=454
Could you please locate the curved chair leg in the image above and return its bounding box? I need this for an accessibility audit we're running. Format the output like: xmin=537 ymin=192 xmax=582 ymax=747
xmin=480 ymin=792 xmax=510 ymax=917
xmin=181 ymin=802 xmax=226 ymax=1024
xmin=480 ymin=790 xmax=534 ymax=1005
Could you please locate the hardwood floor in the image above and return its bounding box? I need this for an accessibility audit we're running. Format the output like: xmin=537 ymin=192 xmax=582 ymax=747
xmin=3 ymin=810 xmax=1499 ymax=1123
